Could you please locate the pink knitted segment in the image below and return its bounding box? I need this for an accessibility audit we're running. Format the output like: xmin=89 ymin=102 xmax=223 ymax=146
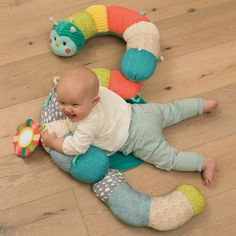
xmin=109 ymin=70 xmax=141 ymax=99
xmin=107 ymin=6 xmax=149 ymax=35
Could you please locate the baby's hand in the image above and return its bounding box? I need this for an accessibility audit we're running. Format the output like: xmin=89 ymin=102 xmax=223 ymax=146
xmin=41 ymin=130 xmax=58 ymax=148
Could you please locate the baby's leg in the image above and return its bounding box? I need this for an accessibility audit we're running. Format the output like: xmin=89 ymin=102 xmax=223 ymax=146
xmin=158 ymin=98 xmax=218 ymax=128
xmin=133 ymin=135 xmax=216 ymax=185
xmin=134 ymin=136 xmax=204 ymax=172
xmin=158 ymin=98 xmax=204 ymax=128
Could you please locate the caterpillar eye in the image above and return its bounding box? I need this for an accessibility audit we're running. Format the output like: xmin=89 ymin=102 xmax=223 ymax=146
xmin=63 ymin=41 xmax=67 ymax=46
xmin=54 ymin=37 xmax=57 ymax=41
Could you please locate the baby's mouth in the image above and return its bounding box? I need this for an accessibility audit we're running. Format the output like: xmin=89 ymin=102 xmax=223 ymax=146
xmin=66 ymin=113 xmax=77 ymax=119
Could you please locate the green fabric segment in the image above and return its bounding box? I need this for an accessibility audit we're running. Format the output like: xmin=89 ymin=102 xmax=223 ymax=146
xmin=126 ymin=94 xmax=146 ymax=104
xmin=109 ymin=152 xmax=143 ymax=172
xmin=17 ymin=125 xmax=24 ymax=132
xmin=26 ymin=119 xmax=32 ymax=127
xmin=53 ymin=21 xmax=85 ymax=53
xmin=29 ymin=143 xmax=35 ymax=152
xmin=177 ymin=184 xmax=205 ymax=215
xmin=21 ymin=148 xmax=26 ymax=159
xmin=43 ymin=93 xmax=52 ymax=108
xmin=67 ymin=11 xmax=97 ymax=39
xmin=91 ymin=68 xmax=110 ymax=88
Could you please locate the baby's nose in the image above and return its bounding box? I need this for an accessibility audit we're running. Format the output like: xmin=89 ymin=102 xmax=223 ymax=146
xmin=64 ymin=105 xmax=72 ymax=112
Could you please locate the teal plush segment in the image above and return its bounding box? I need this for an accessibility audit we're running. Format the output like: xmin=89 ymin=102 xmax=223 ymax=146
xmin=70 ymin=146 xmax=109 ymax=184
xmin=126 ymin=93 xmax=146 ymax=104
xmin=50 ymin=149 xmax=74 ymax=172
xmin=109 ymin=152 xmax=143 ymax=172
xmin=120 ymin=48 xmax=157 ymax=81
xmin=107 ymin=182 xmax=151 ymax=227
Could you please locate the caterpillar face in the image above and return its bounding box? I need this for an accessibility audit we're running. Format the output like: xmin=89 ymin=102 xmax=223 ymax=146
xmin=50 ymin=30 xmax=77 ymax=57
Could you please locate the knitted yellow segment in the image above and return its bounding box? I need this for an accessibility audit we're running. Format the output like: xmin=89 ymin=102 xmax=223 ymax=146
xmin=149 ymin=191 xmax=193 ymax=231
xmin=86 ymin=5 xmax=108 ymax=33
xmin=66 ymin=11 xmax=96 ymax=39
xmin=91 ymin=68 xmax=110 ymax=88
xmin=177 ymin=184 xmax=205 ymax=215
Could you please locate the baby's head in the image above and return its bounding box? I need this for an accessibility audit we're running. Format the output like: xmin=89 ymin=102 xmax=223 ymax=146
xmin=56 ymin=67 xmax=100 ymax=122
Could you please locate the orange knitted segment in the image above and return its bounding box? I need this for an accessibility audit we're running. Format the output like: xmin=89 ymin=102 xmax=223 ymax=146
xmin=107 ymin=6 xmax=149 ymax=35
xmin=109 ymin=70 xmax=141 ymax=99
xmin=86 ymin=5 xmax=108 ymax=33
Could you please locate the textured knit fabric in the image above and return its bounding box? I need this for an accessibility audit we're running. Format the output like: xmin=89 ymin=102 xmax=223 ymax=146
xmin=148 ymin=191 xmax=193 ymax=231
xmin=63 ymin=87 xmax=132 ymax=155
xmin=177 ymin=184 xmax=205 ymax=215
xmin=86 ymin=5 xmax=108 ymax=33
xmin=120 ymin=99 xmax=204 ymax=171
xmin=123 ymin=21 xmax=160 ymax=41
xmin=66 ymin=11 xmax=96 ymax=39
xmin=123 ymin=22 xmax=160 ymax=58
xmin=70 ymin=145 xmax=109 ymax=184
xmin=52 ymin=21 xmax=85 ymax=53
xmin=107 ymin=5 xmax=149 ymax=35
xmin=109 ymin=70 xmax=141 ymax=99
xmin=91 ymin=68 xmax=111 ymax=88
xmin=126 ymin=34 xmax=160 ymax=58
xmin=120 ymin=48 xmax=157 ymax=81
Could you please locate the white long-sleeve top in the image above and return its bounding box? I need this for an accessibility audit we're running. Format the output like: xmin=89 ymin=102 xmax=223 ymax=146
xmin=63 ymin=86 xmax=132 ymax=155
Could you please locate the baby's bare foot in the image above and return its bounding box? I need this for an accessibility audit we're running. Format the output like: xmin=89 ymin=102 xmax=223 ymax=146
xmin=203 ymin=99 xmax=219 ymax=113
xmin=202 ymin=157 xmax=217 ymax=185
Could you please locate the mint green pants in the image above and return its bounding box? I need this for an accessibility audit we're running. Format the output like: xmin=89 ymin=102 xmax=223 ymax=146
xmin=120 ymin=98 xmax=204 ymax=172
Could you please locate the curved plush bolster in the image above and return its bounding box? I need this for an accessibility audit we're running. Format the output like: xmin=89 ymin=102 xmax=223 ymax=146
xmin=93 ymin=170 xmax=205 ymax=231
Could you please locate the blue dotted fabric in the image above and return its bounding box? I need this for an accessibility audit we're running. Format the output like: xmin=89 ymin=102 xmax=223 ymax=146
xmin=70 ymin=146 xmax=109 ymax=184
xmin=120 ymin=48 xmax=157 ymax=81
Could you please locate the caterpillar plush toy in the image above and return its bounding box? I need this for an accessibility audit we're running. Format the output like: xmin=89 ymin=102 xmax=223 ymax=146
xmin=47 ymin=5 xmax=205 ymax=231
xmin=49 ymin=5 xmax=162 ymax=102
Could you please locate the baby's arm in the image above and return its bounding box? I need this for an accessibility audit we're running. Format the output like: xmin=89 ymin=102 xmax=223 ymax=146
xmin=41 ymin=130 xmax=64 ymax=153
xmin=62 ymin=126 xmax=95 ymax=155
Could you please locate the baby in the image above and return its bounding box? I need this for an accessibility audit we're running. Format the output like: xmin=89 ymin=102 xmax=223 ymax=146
xmin=41 ymin=67 xmax=218 ymax=185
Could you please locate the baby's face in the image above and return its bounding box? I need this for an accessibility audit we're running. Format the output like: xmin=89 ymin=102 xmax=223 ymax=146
xmin=57 ymin=86 xmax=96 ymax=122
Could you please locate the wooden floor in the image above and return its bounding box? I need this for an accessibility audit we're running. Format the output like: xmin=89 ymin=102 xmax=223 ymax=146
xmin=1 ymin=0 xmax=236 ymax=235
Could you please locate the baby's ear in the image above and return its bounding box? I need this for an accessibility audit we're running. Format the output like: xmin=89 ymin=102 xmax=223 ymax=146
xmin=93 ymin=95 xmax=100 ymax=106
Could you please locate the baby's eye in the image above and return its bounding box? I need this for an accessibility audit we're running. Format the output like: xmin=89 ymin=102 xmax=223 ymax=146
xmin=72 ymin=104 xmax=80 ymax=107
xmin=58 ymin=101 xmax=65 ymax=105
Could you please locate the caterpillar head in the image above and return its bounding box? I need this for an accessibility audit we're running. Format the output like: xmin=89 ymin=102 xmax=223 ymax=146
xmin=50 ymin=21 xmax=85 ymax=57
